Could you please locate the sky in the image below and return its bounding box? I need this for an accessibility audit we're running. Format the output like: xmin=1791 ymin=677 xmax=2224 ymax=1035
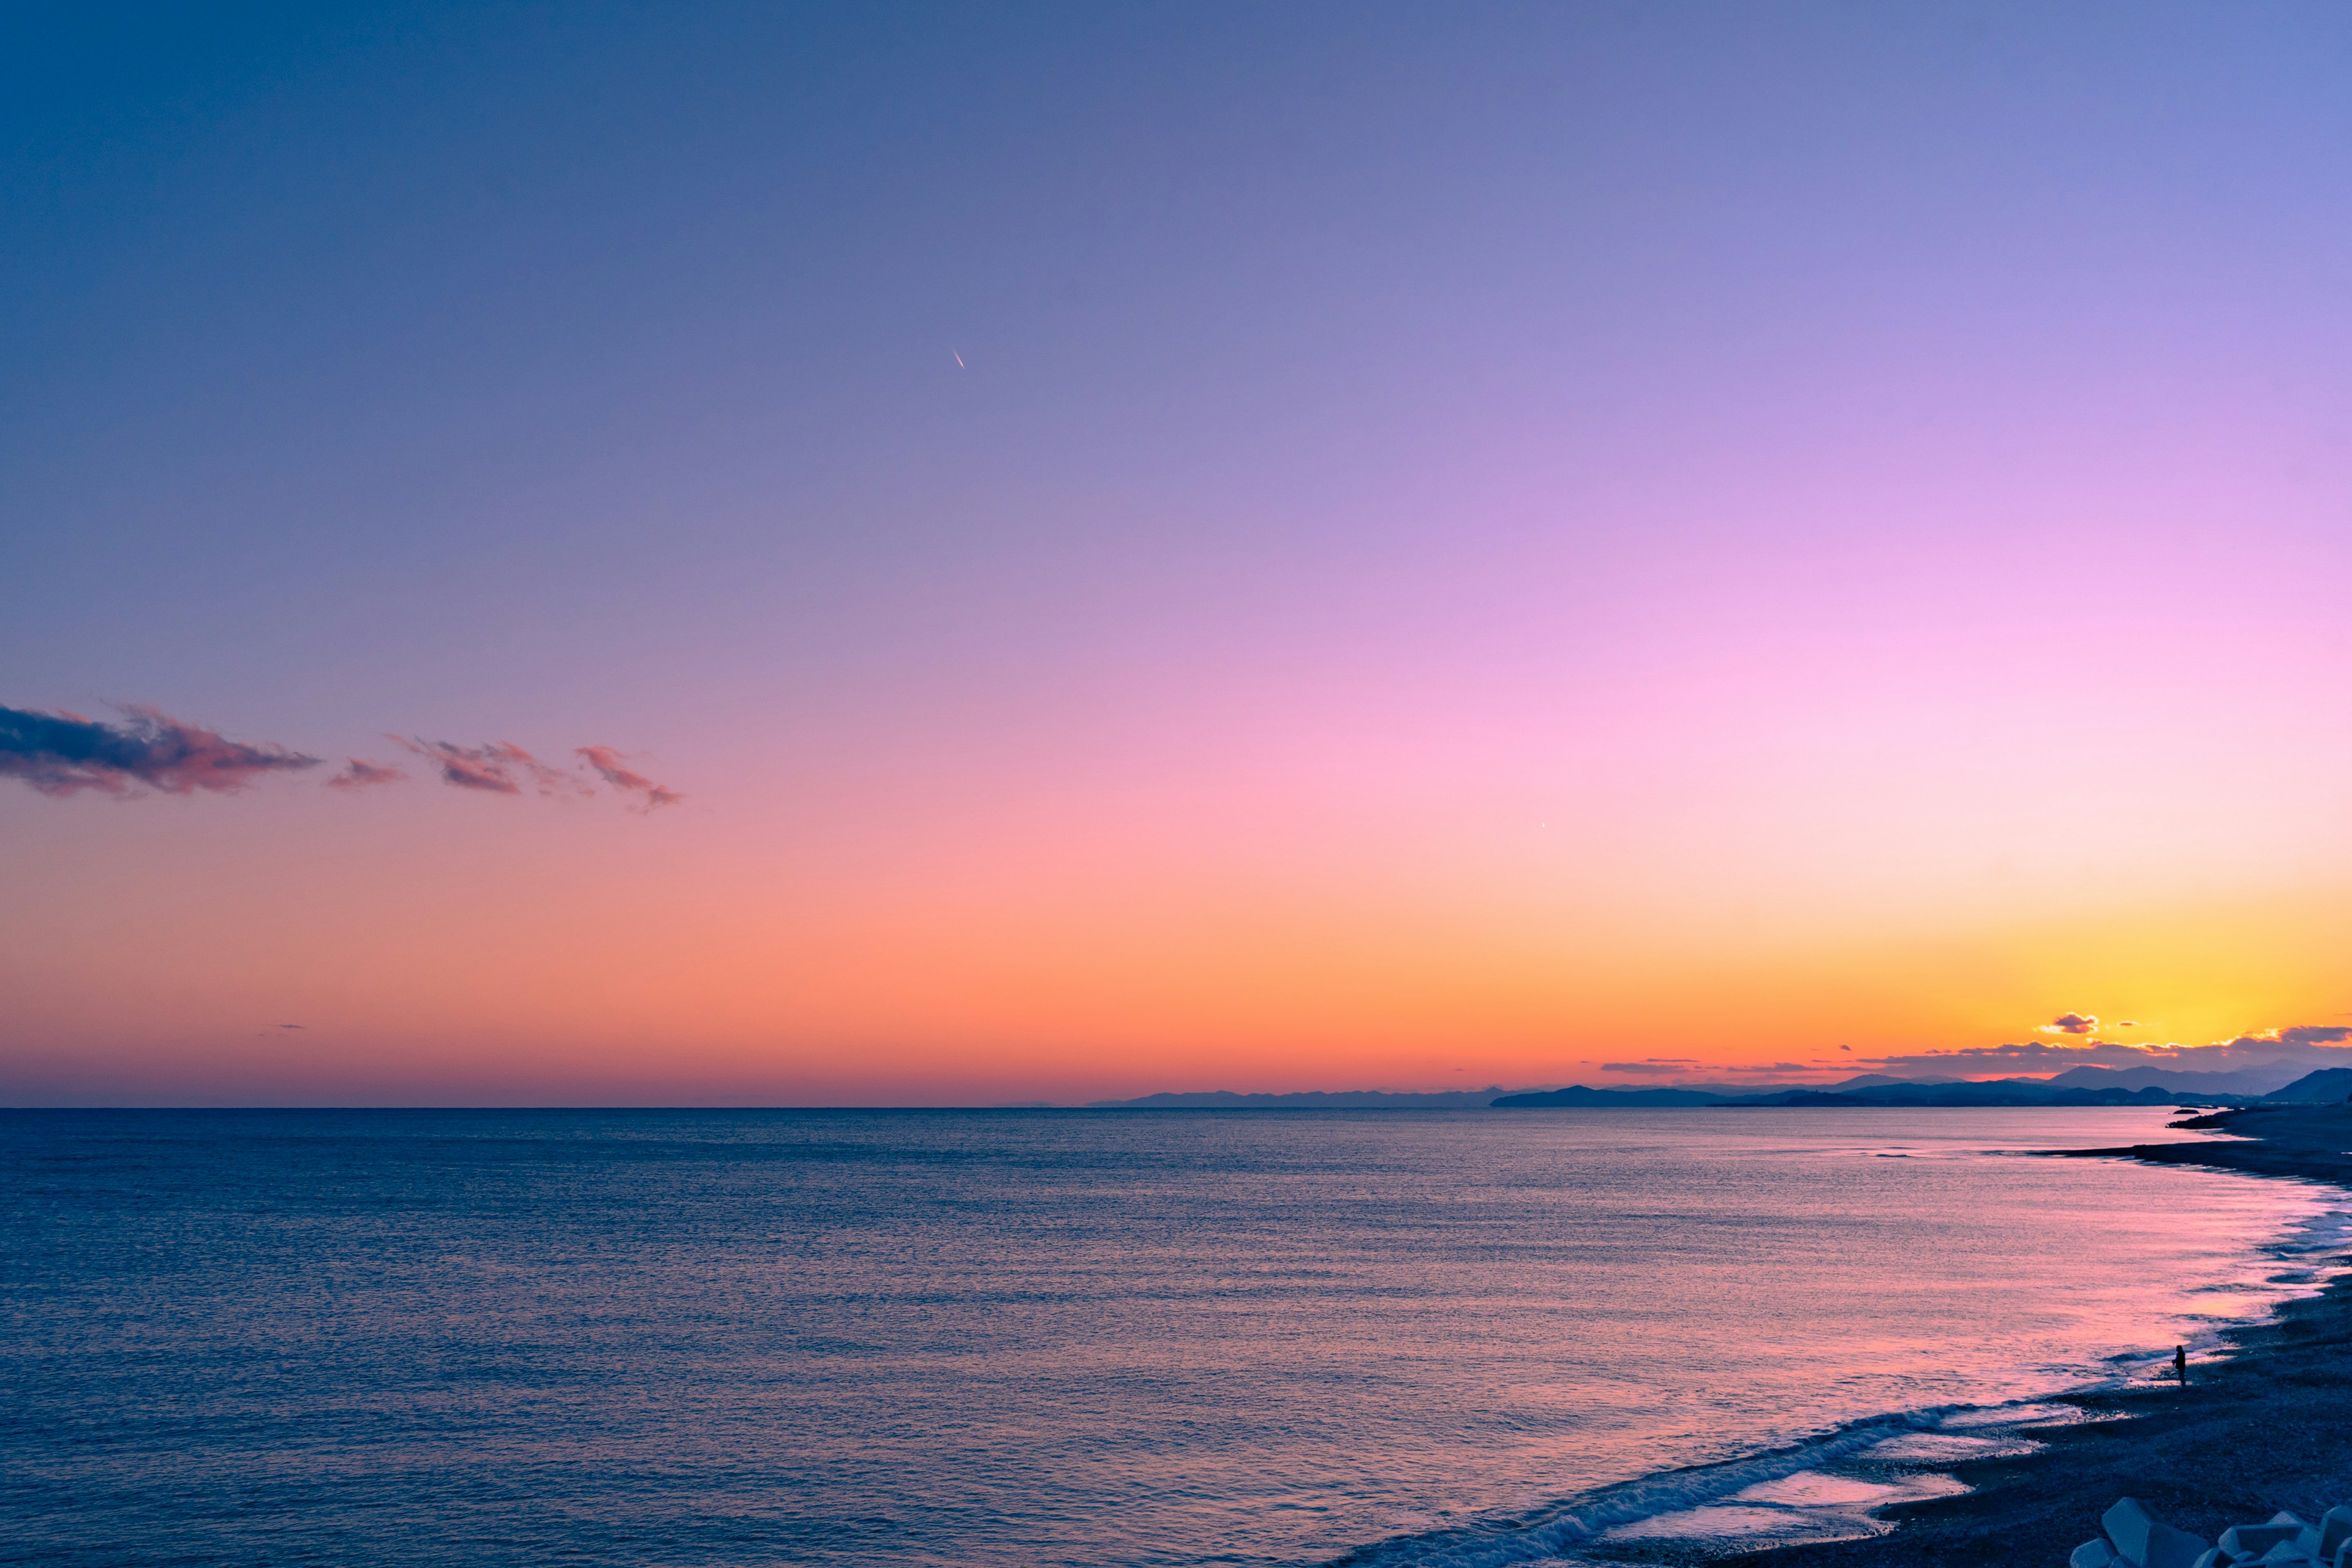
xmin=6 ymin=4 xmax=2352 ymax=1105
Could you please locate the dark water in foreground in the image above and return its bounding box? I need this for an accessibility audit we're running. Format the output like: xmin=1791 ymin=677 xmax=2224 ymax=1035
xmin=2 ymin=1108 xmax=2342 ymax=1567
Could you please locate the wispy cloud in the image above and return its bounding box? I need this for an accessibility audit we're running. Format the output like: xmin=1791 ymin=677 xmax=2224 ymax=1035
xmin=326 ymin=758 xmax=407 ymax=791
xmin=576 ymin=745 xmax=682 ymax=811
xmin=9 ymin=700 xmax=680 ymax=815
xmin=396 ymin=737 xmax=588 ymax=797
xmin=0 ymin=704 xmax=320 ymax=797
xmin=1601 ymin=1058 xmax=1699 ymax=1074
xmin=2039 ymin=1012 xmax=2098 ymax=1035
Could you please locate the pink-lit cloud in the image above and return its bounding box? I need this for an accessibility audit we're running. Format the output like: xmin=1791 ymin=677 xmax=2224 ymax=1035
xmin=325 ymin=758 xmax=407 ymax=791
xmin=575 ymin=745 xmax=682 ymax=811
xmin=396 ymin=737 xmax=588 ymax=797
xmin=0 ymin=703 xmax=319 ymax=797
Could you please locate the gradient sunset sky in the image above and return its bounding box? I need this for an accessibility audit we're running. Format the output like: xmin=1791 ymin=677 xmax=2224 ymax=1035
xmin=8 ymin=5 xmax=2352 ymax=1105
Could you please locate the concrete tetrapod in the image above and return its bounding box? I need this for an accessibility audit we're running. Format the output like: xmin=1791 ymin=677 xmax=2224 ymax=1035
xmin=2223 ymin=1516 xmax=2308 ymax=1560
xmin=2080 ymin=1499 xmax=2328 ymax=1568
xmin=2056 ymin=1497 xmax=2352 ymax=1565
xmin=2107 ymin=1498 xmax=2160 ymax=1565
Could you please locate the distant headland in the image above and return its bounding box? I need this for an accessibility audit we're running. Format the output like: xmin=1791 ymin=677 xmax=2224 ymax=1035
xmin=1085 ymin=1065 xmax=2352 ymax=1111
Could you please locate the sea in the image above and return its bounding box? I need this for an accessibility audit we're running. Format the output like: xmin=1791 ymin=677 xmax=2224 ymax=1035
xmin=2 ymin=1107 xmax=2344 ymax=1567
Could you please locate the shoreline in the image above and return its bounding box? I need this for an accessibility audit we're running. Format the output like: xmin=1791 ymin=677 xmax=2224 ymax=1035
xmin=1704 ymin=1103 xmax=2352 ymax=1567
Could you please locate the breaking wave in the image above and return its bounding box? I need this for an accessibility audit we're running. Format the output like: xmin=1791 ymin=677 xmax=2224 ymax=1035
xmin=1329 ymin=1406 xmax=1958 ymax=1568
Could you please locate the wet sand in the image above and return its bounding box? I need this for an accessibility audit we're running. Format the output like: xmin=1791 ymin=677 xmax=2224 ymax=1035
xmin=1720 ymin=1104 xmax=2352 ymax=1567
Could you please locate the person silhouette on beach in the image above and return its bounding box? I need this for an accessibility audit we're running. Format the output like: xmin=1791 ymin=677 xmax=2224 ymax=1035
xmin=2174 ymin=1346 xmax=2188 ymax=1384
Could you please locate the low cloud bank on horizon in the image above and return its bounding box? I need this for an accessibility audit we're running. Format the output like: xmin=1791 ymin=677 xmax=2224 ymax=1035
xmin=1579 ymin=1022 xmax=2352 ymax=1088
xmin=1871 ymin=1025 xmax=2352 ymax=1077
xmin=1 ymin=703 xmax=679 ymax=810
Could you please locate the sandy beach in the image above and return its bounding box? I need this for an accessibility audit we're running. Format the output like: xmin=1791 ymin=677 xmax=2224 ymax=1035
xmin=1717 ymin=1105 xmax=2352 ymax=1567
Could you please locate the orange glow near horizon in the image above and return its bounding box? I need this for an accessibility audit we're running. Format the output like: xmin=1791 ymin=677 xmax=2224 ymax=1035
xmin=7 ymin=737 xmax=2350 ymax=1102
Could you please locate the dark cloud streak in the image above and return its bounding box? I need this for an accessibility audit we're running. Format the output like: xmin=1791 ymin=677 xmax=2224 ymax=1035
xmin=0 ymin=704 xmax=320 ymax=796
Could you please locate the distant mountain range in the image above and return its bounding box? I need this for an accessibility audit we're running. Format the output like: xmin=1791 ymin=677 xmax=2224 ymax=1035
xmin=2043 ymin=1063 xmax=2316 ymax=1096
xmin=1085 ymin=1061 xmax=2352 ymax=1110
xmin=1497 ymin=1061 xmax=2352 ymax=1108
xmin=1494 ymin=1079 xmax=2215 ymax=1109
xmin=2269 ymin=1066 xmax=2352 ymax=1102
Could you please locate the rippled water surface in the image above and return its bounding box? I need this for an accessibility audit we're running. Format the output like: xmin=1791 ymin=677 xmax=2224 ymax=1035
xmin=2 ymin=1107 xmax=2339 ymax=1566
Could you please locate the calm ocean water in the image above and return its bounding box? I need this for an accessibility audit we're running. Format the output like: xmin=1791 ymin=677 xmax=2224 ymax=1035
xmin=2 ymin=1107 xmax=2340 ymax=1567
